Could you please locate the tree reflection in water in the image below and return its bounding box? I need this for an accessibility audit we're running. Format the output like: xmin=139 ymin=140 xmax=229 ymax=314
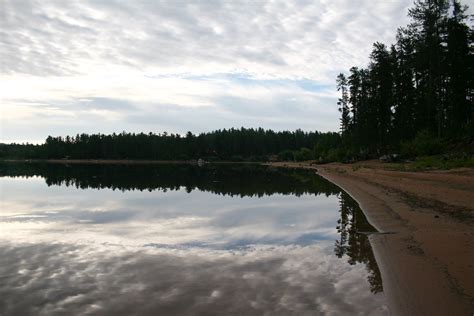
xmin=335 ymin=192 xmax=383 ymax=293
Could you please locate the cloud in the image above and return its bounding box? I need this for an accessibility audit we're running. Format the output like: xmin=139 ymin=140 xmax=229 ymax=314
xmin=1 ymin=0 xmax=414 ymax=79
xmin=0 ymin=0 xmax=421 ymax=142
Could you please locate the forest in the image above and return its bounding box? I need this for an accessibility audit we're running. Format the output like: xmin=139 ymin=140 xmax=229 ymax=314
xmin=336 ymin=0 xmax=473 ymax=159
xmin=0 ymin=128 xmax=341 ymax=162
xmin=1 ymin=0 xmax=472 ymax=163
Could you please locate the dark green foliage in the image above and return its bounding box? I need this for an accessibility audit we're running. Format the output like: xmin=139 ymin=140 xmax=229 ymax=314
xmin=0 ymin=128 xmax=341 ymax=162
xmin=294 ymin=148 xmax=314 ymax=162
xmin=400 ymin=130 xmax=445 ymax=157
xmin=230 ymin=155 xmax=244 ymax=162
xmin=0 ymin=143 xmax=41 ymax=159
xmin=338 ymin=0 xmax=473 ymax=157
xmin=390 ymin=155 xmax=474 ymax=171
xmin=277 ymin=150 xmax=294 ymax=161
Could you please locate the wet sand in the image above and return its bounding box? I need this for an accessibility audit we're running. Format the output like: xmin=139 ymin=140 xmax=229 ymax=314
xmin=270 ymin=161 xmax=474 ymax=316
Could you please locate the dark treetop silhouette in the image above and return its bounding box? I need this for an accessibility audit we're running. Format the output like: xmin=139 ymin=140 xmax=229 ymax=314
xmin=0 ymin=128 xmax=341 ymax=162
xmin=337 ymin=0 xmax=473 ymax=158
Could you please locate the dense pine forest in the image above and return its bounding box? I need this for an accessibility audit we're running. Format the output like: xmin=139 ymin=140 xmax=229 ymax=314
xmin=1 ymin=0 xmax=473 ymax=163
xmin=0 ymin=129 xmax=341 ymax=162
xmin=336 ymin=0 xmax=473 ymax=158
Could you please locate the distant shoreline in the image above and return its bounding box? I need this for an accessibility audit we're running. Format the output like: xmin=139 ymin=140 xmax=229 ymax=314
xmin=269 ymin=161 xmax=474 ymax=315
xmin=0 ymin=159 xmax=258 ymax=165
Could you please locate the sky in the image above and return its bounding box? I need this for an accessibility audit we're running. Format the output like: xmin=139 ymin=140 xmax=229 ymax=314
xmin=0 ymin=0 xmax=421 ymax=143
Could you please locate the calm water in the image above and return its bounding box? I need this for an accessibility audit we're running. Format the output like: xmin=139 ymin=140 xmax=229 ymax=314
xmin=0 ymin=163 xmax=387 ymax=315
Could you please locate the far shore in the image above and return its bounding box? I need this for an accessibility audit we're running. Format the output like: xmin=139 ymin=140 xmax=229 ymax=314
xmin=269 ymin=160 xmax=474 ymax=315
xmin=0 ymin=159 xmax=258 ymax=165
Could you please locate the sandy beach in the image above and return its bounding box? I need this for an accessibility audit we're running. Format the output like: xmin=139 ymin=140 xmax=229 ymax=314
xmin=270 ymin=161 xmax=474 ymax=315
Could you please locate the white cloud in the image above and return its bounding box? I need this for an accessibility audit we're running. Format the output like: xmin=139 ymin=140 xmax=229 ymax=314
xmin=0 ymin=0 xmax=422 ymax=142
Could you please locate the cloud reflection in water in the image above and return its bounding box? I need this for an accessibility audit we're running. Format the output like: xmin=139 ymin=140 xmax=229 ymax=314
xmin=0 ymin=242 xmax=387 ymax=316
xmin=0 ymin=163 xmax=387 ymax=315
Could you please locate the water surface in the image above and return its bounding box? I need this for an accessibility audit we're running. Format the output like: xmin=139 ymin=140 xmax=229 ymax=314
xmin=0 ymin=162 xmax=387 ymax=315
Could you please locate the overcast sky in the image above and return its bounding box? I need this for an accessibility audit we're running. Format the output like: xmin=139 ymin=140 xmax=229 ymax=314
xmin=0 ymin=0 xmax=423 ymax=143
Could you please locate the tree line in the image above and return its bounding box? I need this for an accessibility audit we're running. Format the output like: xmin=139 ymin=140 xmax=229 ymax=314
xmin=0 ymin=128 xmax=341 ymax=162
xmin=337 ymin=0 xmax=473 ymax=159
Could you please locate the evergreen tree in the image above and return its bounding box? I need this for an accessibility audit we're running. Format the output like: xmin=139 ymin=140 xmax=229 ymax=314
xmin=338 ymin=0 xmax=473 ymax=157
xmin=336 ymin=73 xmax=351 ymax=136
xmin=445 ymin=0 xmax=473 ymax=137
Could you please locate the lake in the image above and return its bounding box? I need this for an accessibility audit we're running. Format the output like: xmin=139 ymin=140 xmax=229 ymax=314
xmin=0 ymin=162 xmax=387 ymax=315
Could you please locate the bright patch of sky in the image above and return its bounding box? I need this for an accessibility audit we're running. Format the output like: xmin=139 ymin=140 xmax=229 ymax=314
xmin=0 ymin=0 xmax=427 ymax=143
